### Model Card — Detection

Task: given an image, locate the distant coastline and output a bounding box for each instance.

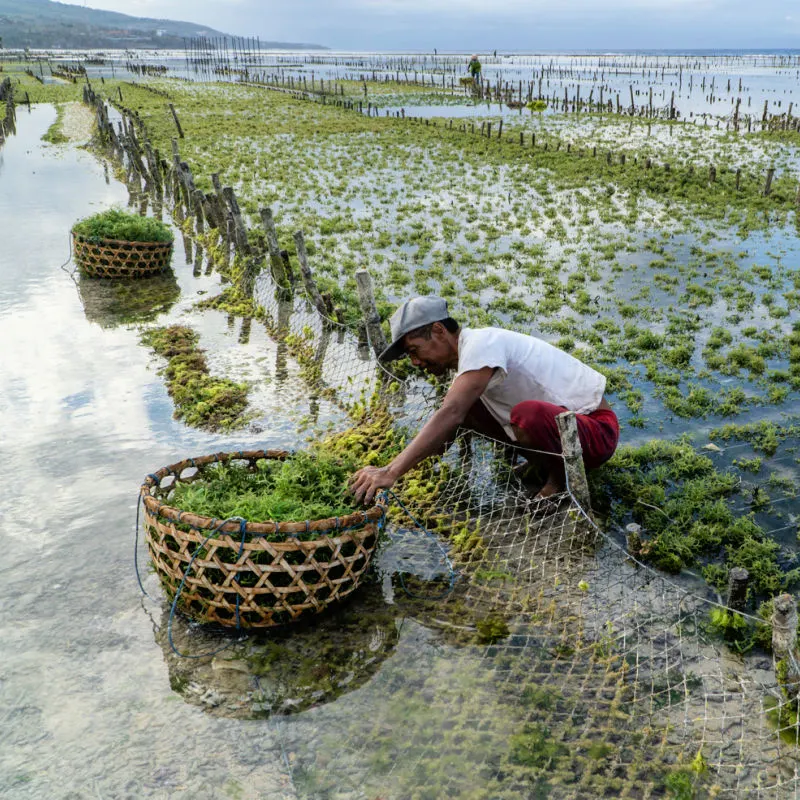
[0,0,327,50]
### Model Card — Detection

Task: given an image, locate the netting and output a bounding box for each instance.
[155,249,800,798]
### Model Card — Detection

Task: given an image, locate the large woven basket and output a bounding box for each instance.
[73,231,173,278]
[141,450,386,629]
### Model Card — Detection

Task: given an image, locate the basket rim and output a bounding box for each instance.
[140,449,386,535]
[72,230,174,248]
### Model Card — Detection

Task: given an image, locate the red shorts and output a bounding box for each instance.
[509,400,619,469]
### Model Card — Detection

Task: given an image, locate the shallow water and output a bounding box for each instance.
[49,49,800,123]
[0,102,515,800]
[0,105,316,799]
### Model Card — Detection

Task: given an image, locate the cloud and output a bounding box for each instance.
[57,0,796,48]
[351,0,703,10]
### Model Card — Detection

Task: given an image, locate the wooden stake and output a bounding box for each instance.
[772,594,798,657]
[191,189,205,234]
[260,207,289,289]
[355,269,388,358]
[625,523,642,558]
[223,187,250,254]
[763,167,775,197]
[168,103,184,138]
[555,411,592,515]
[726,567,749,612]
[293,230,329,318]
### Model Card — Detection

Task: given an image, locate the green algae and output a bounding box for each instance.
[41,103,68,144]
[509,723,568,769]
[167,451,360,525]
[141,324,249,430]
[475,614,510,644]
[595,437,800,599]
[710,420,800,456]
[73,208,173,243]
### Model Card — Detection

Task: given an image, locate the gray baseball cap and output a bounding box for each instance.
[380,296,450,362]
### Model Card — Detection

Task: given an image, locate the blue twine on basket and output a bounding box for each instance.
[380,489,458,600]
[166,516,248,660]
[234,518,247,629]
[134,491,157,602]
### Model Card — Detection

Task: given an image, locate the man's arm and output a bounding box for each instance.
[349,366,495,505]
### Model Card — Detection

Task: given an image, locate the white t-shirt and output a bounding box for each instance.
[455,327,606,440]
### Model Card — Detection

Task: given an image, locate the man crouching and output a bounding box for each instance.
[349,296,619,505]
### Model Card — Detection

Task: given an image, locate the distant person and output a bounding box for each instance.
[350,297,619,506]
[467,54,482,85]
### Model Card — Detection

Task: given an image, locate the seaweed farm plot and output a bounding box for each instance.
[274,527,793,799]
[222,256,800,797]
[171,49,800,123]
[154,402,800,797]
[101,78,800,443]
[500,113,800,177]
[92,73,800,576]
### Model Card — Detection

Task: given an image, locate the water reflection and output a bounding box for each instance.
[155,575,399,719]
[151,522,469,720]
[274,294,292,386]
[76,270,181,328]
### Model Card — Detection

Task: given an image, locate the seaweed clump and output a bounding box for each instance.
[168,450,359,524]
[595,437,800,602]
[73,208,173,243]
[141,324,248,430]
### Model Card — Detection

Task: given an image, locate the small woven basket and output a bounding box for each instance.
[73,231,173,278]
[141,450,386,629]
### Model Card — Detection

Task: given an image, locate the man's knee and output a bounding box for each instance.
[510,401,562,450]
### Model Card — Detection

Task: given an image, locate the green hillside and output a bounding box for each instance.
[0,0,325,50]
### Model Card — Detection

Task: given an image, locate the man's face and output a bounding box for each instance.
[403,329,450,375]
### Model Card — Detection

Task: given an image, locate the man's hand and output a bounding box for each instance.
[349,367,495,505]
[349,465,396,506]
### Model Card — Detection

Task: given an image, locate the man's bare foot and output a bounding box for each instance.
[533,480,566,501]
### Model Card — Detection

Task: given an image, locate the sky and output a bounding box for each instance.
[57,0,800,50]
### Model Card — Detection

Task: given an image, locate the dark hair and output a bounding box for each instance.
[405,317,460,341]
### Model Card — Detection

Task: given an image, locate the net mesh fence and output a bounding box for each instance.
[235,258,800,799]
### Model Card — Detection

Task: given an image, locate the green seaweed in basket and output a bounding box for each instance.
[168,451,361,524]
[72,209,173,243]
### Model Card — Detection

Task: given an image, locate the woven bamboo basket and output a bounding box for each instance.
[141,450,386,629]
[72,231,173,278]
